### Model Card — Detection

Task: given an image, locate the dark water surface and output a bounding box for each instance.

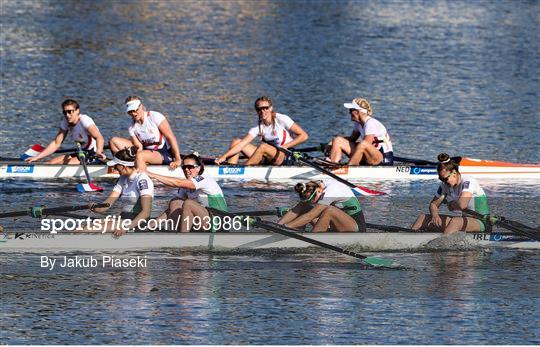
[1,0,539,344]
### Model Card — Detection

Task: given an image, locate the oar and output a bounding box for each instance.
[393,156,437,166]
[462,208,539,241]
[0,203,109,219]
[275,146,386,196]
[75,142,103,192]
[209,208,396,267]
[20,143,111,160]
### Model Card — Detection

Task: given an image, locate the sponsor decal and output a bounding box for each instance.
[463,181,470,189]
[395,166,411,173]
[7,165,34,174]
[218,166,245,175]
[138,179,149,190]
[194,175,204,182]
[409,166,437,175]
[472,233,529,242]
[331,166,349,175]
[14,233,55,240]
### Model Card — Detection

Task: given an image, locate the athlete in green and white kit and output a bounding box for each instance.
[148,153,227,232]
[412,153,491,233]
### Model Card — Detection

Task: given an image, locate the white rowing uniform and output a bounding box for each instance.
[248,113,296,147]
[436,175,490,215]
[354,116,393,155]
[113,172,154,215]
[318,179,363,215]
[60,114,98,151]
[176,173,228,212]
[128,111,170,150]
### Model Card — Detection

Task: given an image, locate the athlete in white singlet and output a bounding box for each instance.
[149,153,228,232]
[25,99,106,164]
[90,147,154,236]
[278,179,366,232]
[216,96,309,165]
[412,153,491,234]
[328,97,393,166]
[109,96,182,172]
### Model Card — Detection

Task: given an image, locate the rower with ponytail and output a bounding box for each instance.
[279,179,367,232]
[411,153,491,234]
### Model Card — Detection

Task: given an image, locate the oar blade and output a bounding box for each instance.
[20,144,45,160]
[362,256,396,267]
[353,186,386,196]
[76,182,103,193]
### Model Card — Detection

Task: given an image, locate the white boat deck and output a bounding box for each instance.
[1,231,537,251]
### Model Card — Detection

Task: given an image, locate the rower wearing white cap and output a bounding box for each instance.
[328,97,393,166]
[109,96,182,171]
[25,99,106,164]
[91,147,154,236]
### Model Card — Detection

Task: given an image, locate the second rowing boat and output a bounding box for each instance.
[1,157,539,181]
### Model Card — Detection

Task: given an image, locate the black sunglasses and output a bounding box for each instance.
[255,105,271,112]
[439,172,453,183]
[63,109,77,115]
[182,164,199,170]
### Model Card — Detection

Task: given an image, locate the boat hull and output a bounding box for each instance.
[1,161,539,180]
[1,231,537,251]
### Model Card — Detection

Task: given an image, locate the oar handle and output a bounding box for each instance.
[56,145,111,154]
[460,207,540,241]
[0,203,110,219]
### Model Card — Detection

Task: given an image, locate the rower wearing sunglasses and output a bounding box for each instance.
[278,179,366,232]
[90,147,154,236]
[148,152,228,232]
[215,96,309,165]
[109,96,182,172]
[25,99,106,164]
[411,153,491,234]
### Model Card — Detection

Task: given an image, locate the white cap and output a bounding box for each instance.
[125,99,141,113]
[343,100,368,114]
[106,157,135,167]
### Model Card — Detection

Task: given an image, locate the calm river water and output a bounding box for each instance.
[0,0,539,344]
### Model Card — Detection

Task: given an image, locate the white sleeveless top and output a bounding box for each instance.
[128,111,170,150]
[60,114,98,151]
[248,113,296,146]
[353,116,393,154]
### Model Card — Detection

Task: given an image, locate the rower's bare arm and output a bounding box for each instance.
[429,195,445,216]
[93,192,120,213]
[281,123,309,149]
[285,204,326,229]
[217,134,255,163]
[130,136,144,151]
[127,195,152,230]
[26,130,66,162]
[451,191,473,211]
[86,124,106,159]
[278,203,302,225]
[147,172,195,189]
[347,130,360,142]
[363,134,376,145]
[158,119,182,167]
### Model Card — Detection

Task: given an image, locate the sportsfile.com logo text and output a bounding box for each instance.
[40,215,250,233]
[40,216,170,233]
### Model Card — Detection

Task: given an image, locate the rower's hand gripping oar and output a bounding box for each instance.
[208,208,396,268]
[274,146,386,196]
[0,203,110,219]
[461,208,539,241]
[20,143,111,160]
[75,142,103,192]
